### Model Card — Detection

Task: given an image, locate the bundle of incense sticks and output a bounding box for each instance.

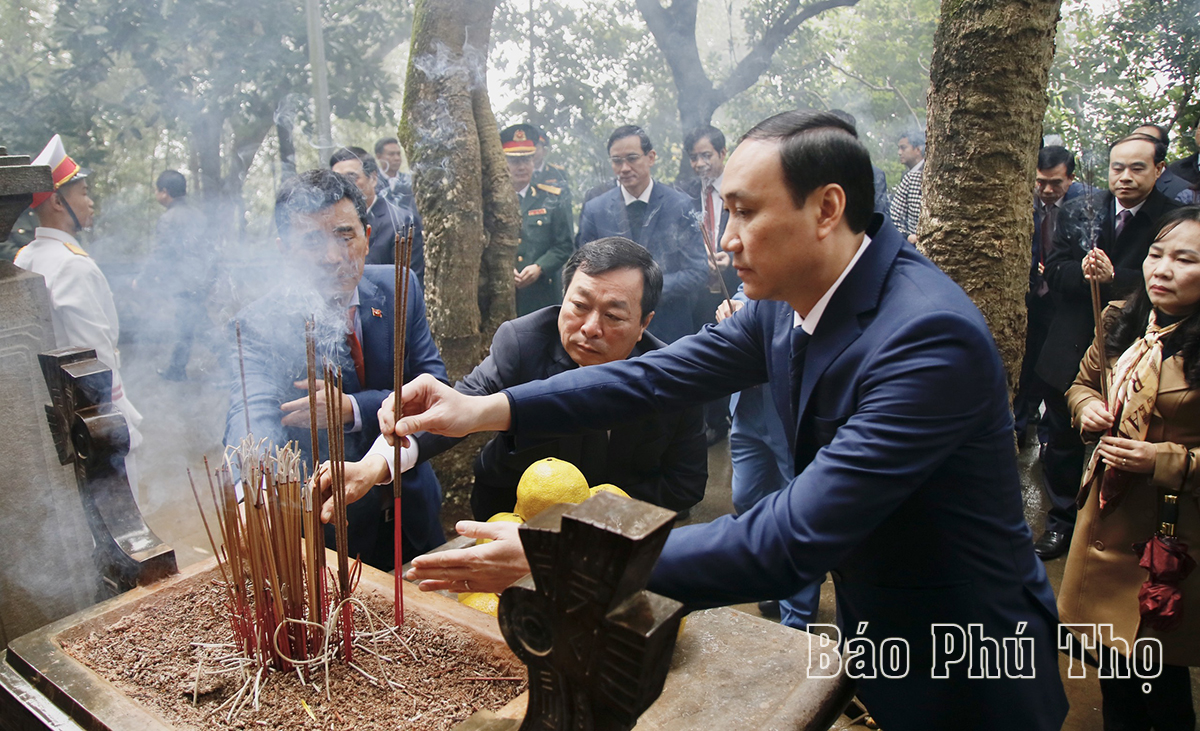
[323,364,356,663]
[698,223,733,316]
[187,442,346,675]
[392,223,415,626]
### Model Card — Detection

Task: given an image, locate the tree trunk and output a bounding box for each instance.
[399,0,520,506]
[920,0,1062,391]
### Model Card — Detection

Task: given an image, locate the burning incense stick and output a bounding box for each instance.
[698,224,733,317]
[392,224,414,626]
[305,318,320,467]
[323,364,354,662]
[1088,272,1110,403]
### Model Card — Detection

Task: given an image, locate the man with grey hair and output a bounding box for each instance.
[889,129,925,243]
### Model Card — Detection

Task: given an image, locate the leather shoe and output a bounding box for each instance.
[757,600,781,619]
[1033,530,1070,560]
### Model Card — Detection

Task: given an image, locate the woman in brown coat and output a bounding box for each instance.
[1060,205,1200,730]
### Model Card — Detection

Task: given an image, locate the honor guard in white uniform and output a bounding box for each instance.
[15,135,144,492]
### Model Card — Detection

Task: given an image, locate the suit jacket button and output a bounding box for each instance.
[1093,540,1105,551]
[518,256,524,262]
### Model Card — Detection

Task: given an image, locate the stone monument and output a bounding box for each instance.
[0,149,98,645]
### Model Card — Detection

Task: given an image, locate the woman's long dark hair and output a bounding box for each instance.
[1105,205,1200,387]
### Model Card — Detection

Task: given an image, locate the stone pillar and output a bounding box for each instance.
[0,260,98,646]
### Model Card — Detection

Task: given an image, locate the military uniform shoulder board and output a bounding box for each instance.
[63,241,89,257]
[536,183,562,196]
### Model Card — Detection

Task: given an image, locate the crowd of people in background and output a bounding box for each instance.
[8,110,1200,729]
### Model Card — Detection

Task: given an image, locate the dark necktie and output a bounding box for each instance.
[346,306,366,385]
[1115,208,1132,238]
[627,200,648,241]
[790,325,811,423]
[1037,205,1056,296]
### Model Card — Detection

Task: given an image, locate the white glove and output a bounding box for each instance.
[366,433,419,483]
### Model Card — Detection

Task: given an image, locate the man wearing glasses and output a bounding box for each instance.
[576,125,707,343]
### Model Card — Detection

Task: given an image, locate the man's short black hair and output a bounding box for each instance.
[275,169,369,238]
[562,237,663,320]
[1037,146,1076,176]
[156,170,187,198]
[330,146,380,178]
[741,109,875,233]
[1110,132,1167,165]
[684,125,726,155]
[1134,124,1170,162]
[608,125,653,154]
[374,137,399,156]
[899,129,925,150]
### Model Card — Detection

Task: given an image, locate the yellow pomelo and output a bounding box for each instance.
[590,484,631,499]
[514,458,589,520]
[477,512,524,544]
[458,592,500,616]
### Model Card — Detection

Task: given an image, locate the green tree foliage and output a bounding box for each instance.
[1046,0,1200,184]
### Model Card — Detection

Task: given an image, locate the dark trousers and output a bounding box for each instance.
[1041,387,1085,535]
[167,292,208,375]
[1013,292,1053,439]
[1100,661,1195,731]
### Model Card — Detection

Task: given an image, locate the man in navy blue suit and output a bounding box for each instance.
[224,169,447,569]
[397,111,1068,730]
[576,125,707,344]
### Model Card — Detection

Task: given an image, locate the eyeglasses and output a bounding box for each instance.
[609,154,644,167]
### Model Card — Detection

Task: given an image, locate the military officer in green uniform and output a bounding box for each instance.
[531,126,572,207]
[502,124,574,317]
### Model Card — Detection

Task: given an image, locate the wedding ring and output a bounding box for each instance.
[1122,458,1127,467]
[465,580,473,592]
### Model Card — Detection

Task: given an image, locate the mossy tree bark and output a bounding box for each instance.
[399,0,520,504]
[920,0,1062,390]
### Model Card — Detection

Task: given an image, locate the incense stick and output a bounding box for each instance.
[1088,258,1110,402]
[698,224,733,317]
[236,321,251,435]
[392,225,414,626]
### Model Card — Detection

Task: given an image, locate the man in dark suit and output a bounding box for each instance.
[576,125,707,344]
[333,238,706,521]
[1012,146,1086,446]
[400,110,1068,730]
[681,124,737,445]
[1134,124,1194,202]
[224,169,447,569]
[1167,123,1199,187]
[1032,133,1181,559]
[330,147,425,286]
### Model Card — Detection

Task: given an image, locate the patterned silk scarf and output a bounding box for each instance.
[1081,310,1183,512]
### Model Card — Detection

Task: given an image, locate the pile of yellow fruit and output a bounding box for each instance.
[459,458,630,617]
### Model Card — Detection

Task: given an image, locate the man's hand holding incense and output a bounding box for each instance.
[378,373,512,443]
[1082,249,1115,284]
[281,379,354,428]
[315,457,386,524]
[404,520,529,594]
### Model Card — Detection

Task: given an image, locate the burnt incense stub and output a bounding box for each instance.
[497,492,684,731]
[39,348,177,597]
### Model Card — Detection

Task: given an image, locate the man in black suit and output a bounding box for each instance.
[682,125,737,444]
[330,147,425,285]
[337,237,707,521]
[576,125,707,343]
[1032,132,1181,559]
[1167,122,1199,187]
[1134,124,1194,202]
[1012,146,1086,445]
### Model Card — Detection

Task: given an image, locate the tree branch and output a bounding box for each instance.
[826,56,924,131]
[715,0,860,107]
